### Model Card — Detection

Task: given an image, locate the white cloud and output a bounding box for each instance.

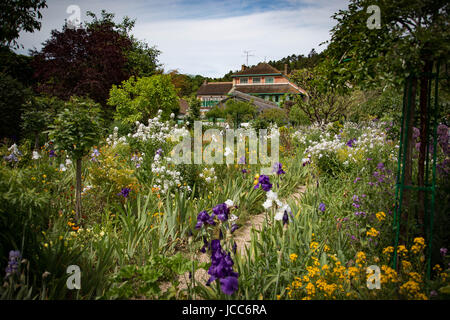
[15,0,349,77]
[133,5,343,77]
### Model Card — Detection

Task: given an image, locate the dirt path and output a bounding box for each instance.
[161,184,307,298]
[232,185,307,256]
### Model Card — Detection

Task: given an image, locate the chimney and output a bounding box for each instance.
[203,79,208,85]
[284,63,288,75]
[241,65,246,71]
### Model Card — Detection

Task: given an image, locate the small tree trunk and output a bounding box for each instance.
[75,158,82,223]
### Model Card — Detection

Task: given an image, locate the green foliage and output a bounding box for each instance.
[187,96,201,120]
[290,68,351,124]
[0,0,47,48]
[326,0,450,89]
[223,99,258,127]
[289,104,311,126]
[48,97,103,160]
[0,72,32,140]
[258,108,288,126]
[109,75,179,124]
[206,106,225,121]
[21,95,64,148]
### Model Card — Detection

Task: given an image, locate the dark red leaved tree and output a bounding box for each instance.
[32,22,132,107]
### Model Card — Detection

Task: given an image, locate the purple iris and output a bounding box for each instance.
[118,187,131,198]
[212,203,229,222]
[156,148,163,156]
[206,240,239,295]
[195,210,216,229]
[220,276,239,295]
[441,248,448,256]
[231,224,239,233]
[238,156,246,164]
[254,175,272,192]
[49,149,56,157]
[353,177,361,183]
[241,169,247,174]
[90,148,100,161]
[376,162,385,170]
[4,250,21,278]
[319,202,326,212]
[346,138,356,147]
[273,162,286,175]
[3,153,18,162]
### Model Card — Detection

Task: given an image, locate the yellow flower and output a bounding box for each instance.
[42,174,47,178]
[290,253,298,262]
[402,260,412,270]
[306,282,316,296]
[356,251,366,267]
[375,211,386,221]
[43,243,48,248]
[366,227,379,237]
[433,264,443,273]
[383,246,394,255]
[398,245,408,256]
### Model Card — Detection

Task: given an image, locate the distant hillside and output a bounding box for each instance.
[211,49,324,82]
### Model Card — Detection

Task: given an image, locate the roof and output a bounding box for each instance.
[197,82,232,95]
[231,63,282,77]
[178,98,189,115]
[220,90,281,112]
[233,83,306,95]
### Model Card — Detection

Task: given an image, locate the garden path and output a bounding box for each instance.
[160,184,307,298]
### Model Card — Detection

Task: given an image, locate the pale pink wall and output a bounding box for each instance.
[274,76,288,83]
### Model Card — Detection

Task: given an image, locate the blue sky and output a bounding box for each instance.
[15,0,350,77]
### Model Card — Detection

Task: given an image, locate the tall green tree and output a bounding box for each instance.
[326,0,449,232]
[48,97,103,222]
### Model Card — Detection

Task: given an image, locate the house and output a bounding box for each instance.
[196,62,306,115]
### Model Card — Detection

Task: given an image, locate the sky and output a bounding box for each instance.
[15,0,350,78]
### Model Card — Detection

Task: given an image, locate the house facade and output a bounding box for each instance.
[196,63,306,114]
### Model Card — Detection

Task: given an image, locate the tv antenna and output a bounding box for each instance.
[242,50,255,66]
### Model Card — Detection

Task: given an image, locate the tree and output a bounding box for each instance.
[289,104,311,126]
[290,68,351,125]
[21,95,64,149]
[108,74,180,124]
[85,10,161,78]
[32,22,132,110]
[206,106,225,123]
[187,96,201,120]
[169,70,192,97]
[48,97,103,222]
[0,0,47,48]
[0,73,32,140]
[222,100,258,128]
[326,0,450,233]
[258,108,289,127]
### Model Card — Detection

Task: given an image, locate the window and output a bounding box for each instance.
[265,77,274,84]
[240,77,248,84]
[252,77,261,84]
[275,95,279,102]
